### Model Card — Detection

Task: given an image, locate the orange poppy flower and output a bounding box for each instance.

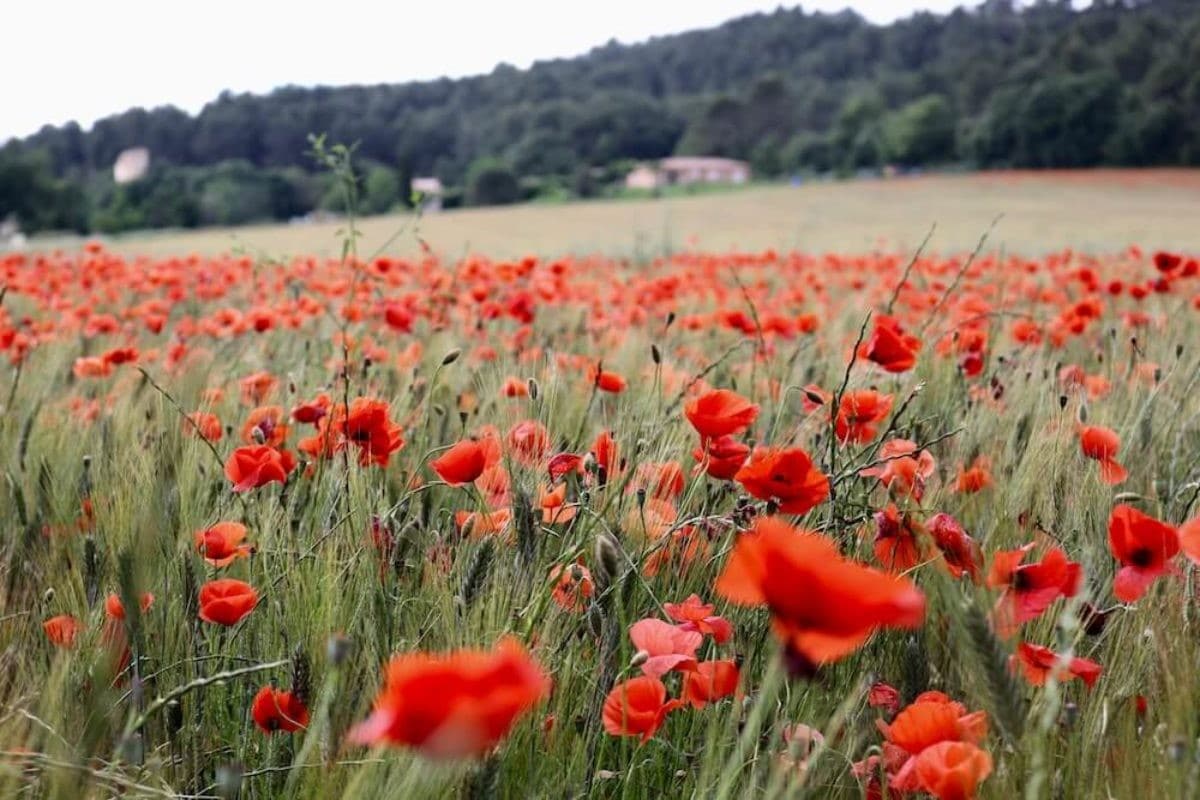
[198,579,258,626]
[455,508,512,539]
[954,457,992,493]
[682,660,740,709]
[1179,515,1200,565]
[602,676,682,742]
[195,522,254,567]
[589,365,627,393]
[538,482,576,524]
[1011,641,1102,689]
[875,692,989,793]
[104,592,154,620]
[548,561,593,612]
[734,446,830,515]
[43,614,82,648]
[252,686,310,733]
[431,440,487,486]
[186,411,223,442]
[501,376,529,398]
[871,504,928,572]
[348,637,549,758]
[1108,504,1179,602]
[507,420,550,467]
[860,439,936,501]
[224,445,297,492]
[240,406,290,448]
[1078,425,1127,485]
[239,371,277,406]
[715,517,925,666]
[663,594,733,643]
[913,741,993,800]
[590,430,619,482]
[684,389,759,442]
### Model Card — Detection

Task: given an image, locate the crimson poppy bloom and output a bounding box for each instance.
[1011,641,1102,689]
[1079,425,1127,485]
[716,517,925,666]
[682,660,740,709]
[224,445,296,493]
[198,579,259,626]
[913,741,993,800]
[628,618,702,678]
[431,440,488,486]
[348,637,549,758]
[195,522,254,567]
[663,594,733,643]
[252,686,310,733]
[835,390,894,445]
[342,398,406,467]
[927,513,982,582]
[43,614,82,648]
[602,676,682,742]
[860,314,922,373]
[734,446,830,515]
[685,389,759,441]
[692,435,750,481]
[186,411,223,442]
[872,504,928,572]
[290,393,331,425]
[1108,504,1179,602]
[987,544,1081,637]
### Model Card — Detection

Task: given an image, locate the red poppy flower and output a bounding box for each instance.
[860,314,922,373]
[104,592,154,620]
[507,420,550,467]
[913,741,993,800]
[239,371,277,406]
[734,446,830,515]
[835,389,894,445]
[342,398,405,467]
[241,406,290,448]
[663,594,733,643]
[195,521,254,567]
[590,430,619,480]
[927,513,982,582]
[873,692,989,793]
[1011,641,1102,689]
[549,561,594,612]
[628,618,702,678]
[198,579,259,626]
[1108,504,1179,602]
[252,686,310,733]
[715,517,925,666]
[1079,425,1127,485]
[872,504,928,572]
[954,457,992,494]
[868,682,901,715]
[501,376,529,398]
[291,393,331,425]
[630,460,686,501]
[348,637,549,758]
[685,389,759,442]
[987,544,1081,638]
[860,439,935,501]
[682,660,740,709]
[431,440,488,486]
[43,614,82,648]
[224,445,296,493]
[602,676,682,742]
[692,435,750,481]
[1179,516,1200,565]
[589,365,627,393]
[546,452,583,483]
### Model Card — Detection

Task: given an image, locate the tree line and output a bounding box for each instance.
[3,0,1199,234]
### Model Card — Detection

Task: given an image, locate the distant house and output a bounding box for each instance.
[412,177,444,211]
[625,157,751,190]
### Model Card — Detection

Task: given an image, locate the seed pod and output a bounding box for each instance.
[441,348,462,366]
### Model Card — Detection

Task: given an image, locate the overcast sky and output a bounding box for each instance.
[4,0,984,140]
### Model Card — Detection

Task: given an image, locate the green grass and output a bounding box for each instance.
[3,206,1200,798]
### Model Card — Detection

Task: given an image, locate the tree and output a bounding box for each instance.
[363,165,401,214]
[885,95,958,165]
[465,159,520,206]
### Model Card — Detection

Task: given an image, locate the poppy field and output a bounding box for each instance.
[3,233,1200,799]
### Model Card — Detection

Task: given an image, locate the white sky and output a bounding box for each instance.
[4,0,985,140]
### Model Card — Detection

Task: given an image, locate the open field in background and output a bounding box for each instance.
[69,169,1200,259]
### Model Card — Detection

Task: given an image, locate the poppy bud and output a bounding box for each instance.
[582,452,598,476]
[666,311,676,329]
[82,454,92,471]
[1059,395,1068,410]
[803,388,826,407]
[43,588,55,603]
[651,344,661,365]
[1061,702,1079,729]
[630,650,649,667]
[527,378,539,400]
[1077,404,1088,424]
[441,348,461,366]
[594,532,620,589]
[635,487,646,510]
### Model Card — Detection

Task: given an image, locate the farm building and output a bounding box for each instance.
[625,157,751,190]
[412,177,445,211]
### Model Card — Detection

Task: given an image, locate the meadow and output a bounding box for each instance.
[3,168,1200,799]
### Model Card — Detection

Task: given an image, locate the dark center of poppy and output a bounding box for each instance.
[1012,569,1033,591]
[1129,547,1155,568]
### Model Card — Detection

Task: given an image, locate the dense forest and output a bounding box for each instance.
[3,0,1199,234]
